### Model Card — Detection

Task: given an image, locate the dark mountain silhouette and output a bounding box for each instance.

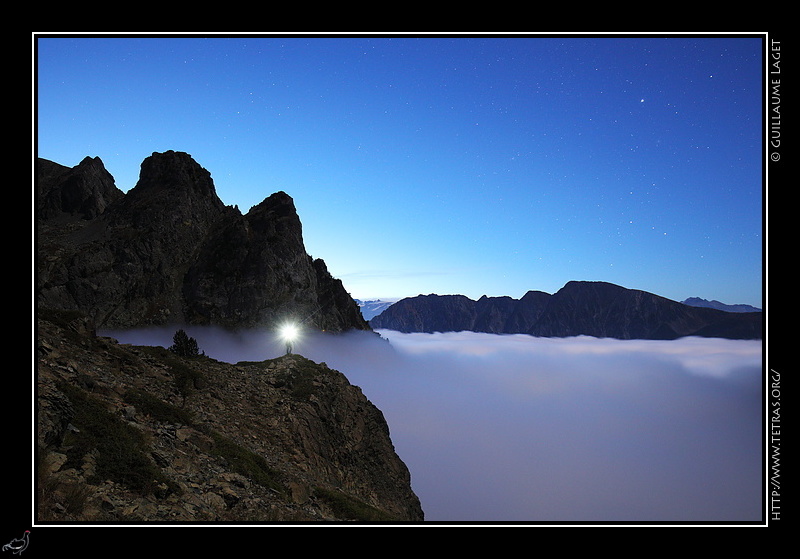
[36,151,369,332]
[36,151,421,523]
[370,281,762,340]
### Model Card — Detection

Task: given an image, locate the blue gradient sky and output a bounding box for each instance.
[35,33,765,307]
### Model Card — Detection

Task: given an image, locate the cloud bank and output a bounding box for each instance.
[103,326,763,523]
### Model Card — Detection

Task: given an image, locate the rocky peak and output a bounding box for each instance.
[244,191,305,250]
[130,150,220,200]
[37,155,123,220]
[37,151,369,332]
[110,151,227,232]
[249,190,297,218]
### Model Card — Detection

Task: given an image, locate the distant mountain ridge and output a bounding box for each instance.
[682,297,762,313]
[369,281,762,340]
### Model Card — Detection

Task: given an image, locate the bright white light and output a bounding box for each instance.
[280,323,299,342]
[279,322,300,355]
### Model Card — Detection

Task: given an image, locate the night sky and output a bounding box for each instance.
[36,33,764,307]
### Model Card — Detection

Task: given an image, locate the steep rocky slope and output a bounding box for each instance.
[35,153,421,522]
[36,151,369,332]
[37,310,423,522]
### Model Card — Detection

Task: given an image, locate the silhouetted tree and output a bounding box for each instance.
[169,329,201,357]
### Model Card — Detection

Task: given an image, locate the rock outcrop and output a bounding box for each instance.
[35,151,420,523]
[37,155,124,221]
[36,151,369,332]
[37,310,423,522]
[370,281,762,340]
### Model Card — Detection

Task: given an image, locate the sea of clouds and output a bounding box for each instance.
[103,325,764,523]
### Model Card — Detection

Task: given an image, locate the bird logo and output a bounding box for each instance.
[2,531,29,555]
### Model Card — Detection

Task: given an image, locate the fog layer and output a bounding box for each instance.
[103,326,763,523]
